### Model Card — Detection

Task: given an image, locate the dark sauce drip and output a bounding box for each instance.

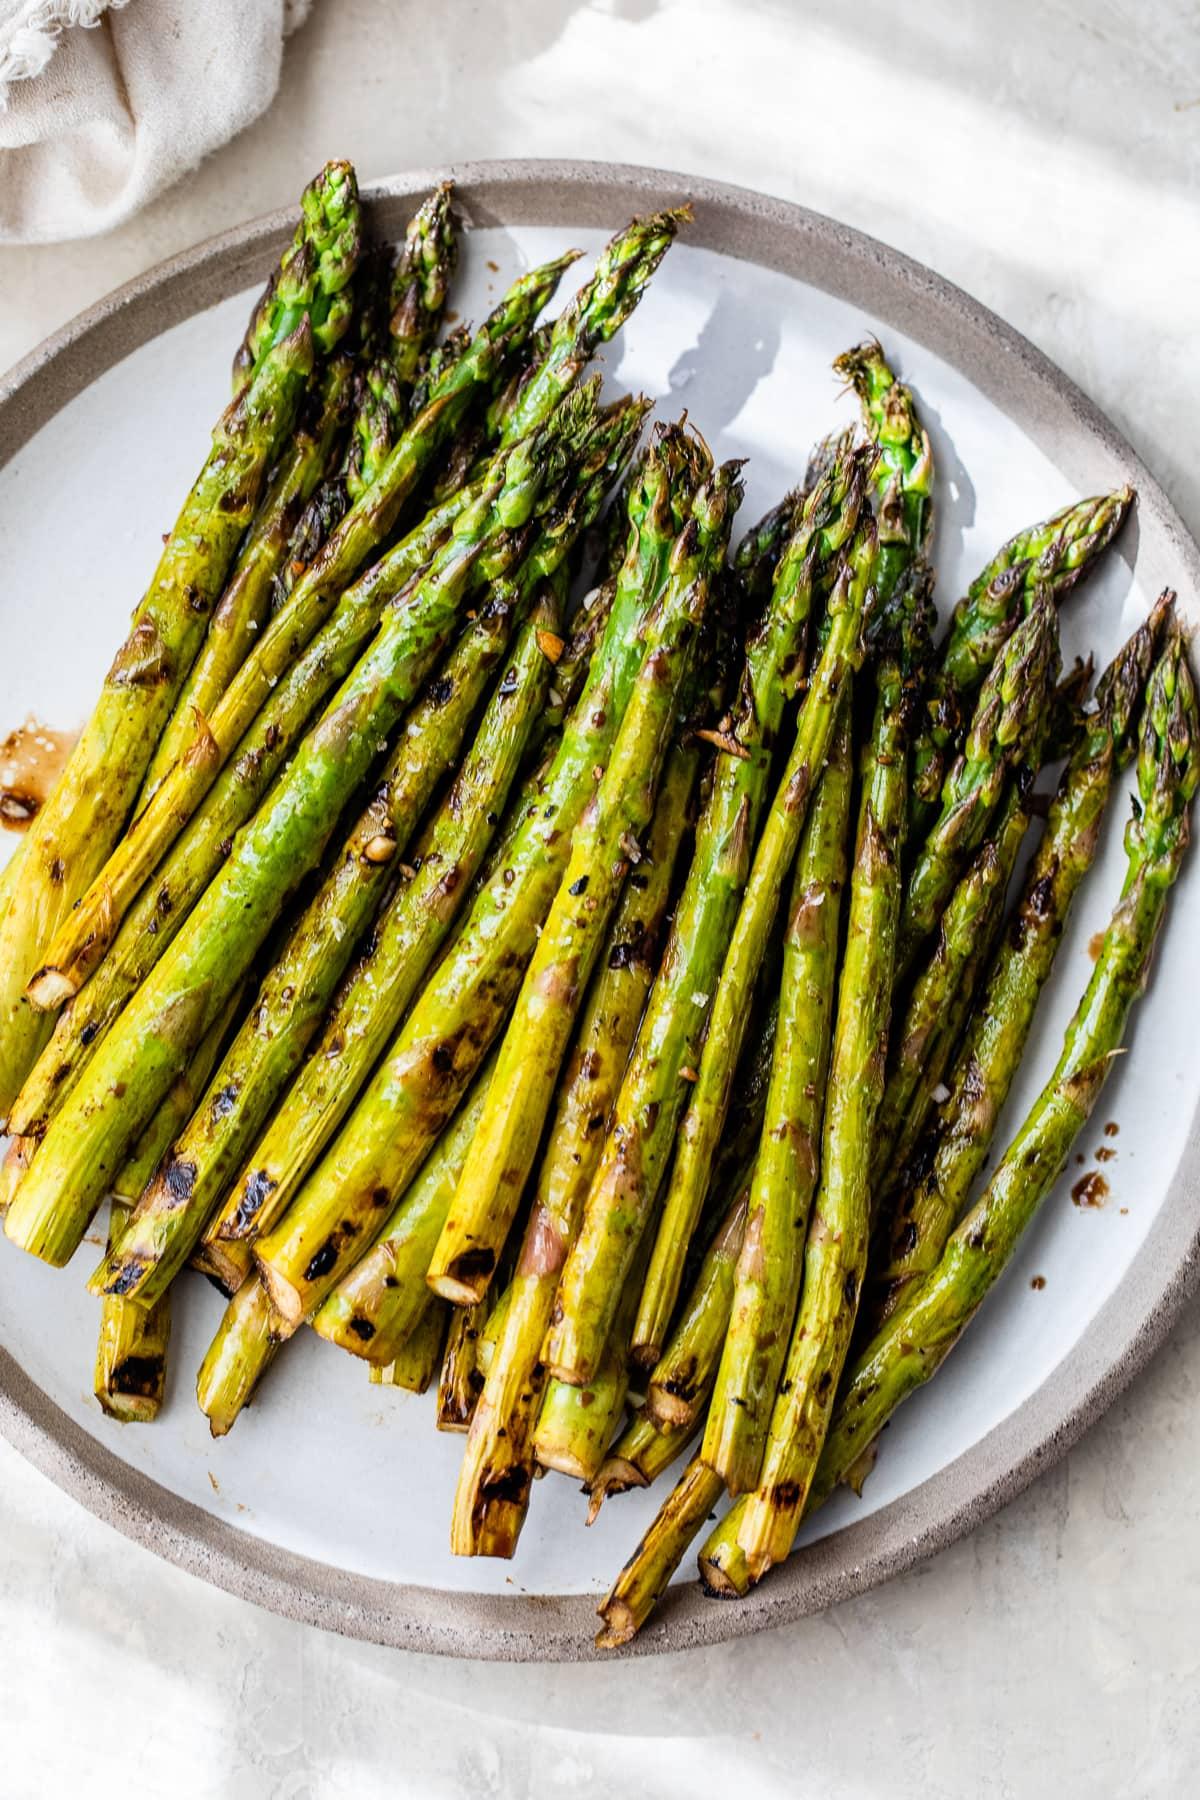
[0,718,76,831]
[1071,1171,1109,1209]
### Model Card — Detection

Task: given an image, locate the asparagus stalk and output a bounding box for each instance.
[437,1300,487,1430]
[312,1059,496,1364]
[531,1348,630,1483]
[503,208,689,442]
[341,186,459,501]
[870,597,1165,1327]
[730,487,803,610]
[139,353,357,801]
[427,460,742,1307]
[808,618,1195,1524]
[879,638,1093,1193]
[213,408,645,1255]
[544,452,872,1387]
[94,975,240,1428]
[246,422,707,1332]
[909,487,1135,838]
[5,406,579,1269]
[370,1300,447,1393]
[596,1455,725,1649]
[449,739,697,1556]
[625,509,880,1376]
[697,1499,753,1596]
[587,1409,694,1521]
[28,248,579,1008]
[0,1136,33,1214]
[644,1179,749,1432]
[700,697,853,1488]
[870,781,1029,1201]
[719,575,928,1558]
[196,1273,279,1438]
[94,1198,172,1424]
[0,164,362,1115]
[233,161,360,391]
[533,1221,657,1484]
[834,340,934,601]
[895,593,1059,981]
[108,986,245,1207]
[386,182,459,388]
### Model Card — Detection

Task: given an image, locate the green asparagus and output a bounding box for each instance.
[807,617,1195,1527]
[0,164,362,1114]
[701,695,853,1488]
[544,450,872,1387]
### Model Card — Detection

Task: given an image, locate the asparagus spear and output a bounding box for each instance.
[870,780,1030,1200]
[341,187,459,501]
[895,593,1059,980]
[449,740,697,1556]
[719,570,930,1556]
[587,1409,694,1521]
[531,1346,630,1483]
[696,1498,753,1596]
[503,207,689,442]
[212,409,646,1255]
[834,340,934,601]
[437,1300,487,1430]
[625,509,881,1377]
[427,461,742,1306]
[386,181,459,388]
[312,1058,496,1364]
[140,353,357,801]
[701,696,853,1488]
[0,164,362,1116]
[233,161,361,390]
[28,249,579,1008]
[246,422,707,1332]
[876,637,1093,1193]
[644,1179,749,1432]
[730,486,803,610]
[90,576,563,1309]
[807,618,1195,1526]
[5,406,579,1269]
[545,452,873,1387]
[909,487,1135,838]
[196,1272,279,1438]
[870,597,1165,1327]
[0,1136,33,1215]
[95,1199,172,1424]
[370,1300,447,1394]
[108,986,245,1208]
[596,1455,725,1649]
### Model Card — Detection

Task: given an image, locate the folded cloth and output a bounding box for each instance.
[0,0,312,243]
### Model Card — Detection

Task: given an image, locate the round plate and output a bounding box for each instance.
[1,160,1198,1661]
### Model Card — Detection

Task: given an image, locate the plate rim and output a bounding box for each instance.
[2,156,1198,1662]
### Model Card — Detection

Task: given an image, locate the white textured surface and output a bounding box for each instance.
[2,0,1199,1792]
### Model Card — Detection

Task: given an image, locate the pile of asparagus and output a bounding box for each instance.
[0,161,1193,1650]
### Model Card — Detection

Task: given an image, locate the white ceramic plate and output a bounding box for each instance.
[1,163,1197,1659]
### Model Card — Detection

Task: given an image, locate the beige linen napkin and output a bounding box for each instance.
[0,0,312,243]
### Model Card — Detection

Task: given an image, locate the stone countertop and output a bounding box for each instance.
[2,2,1198,1793]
